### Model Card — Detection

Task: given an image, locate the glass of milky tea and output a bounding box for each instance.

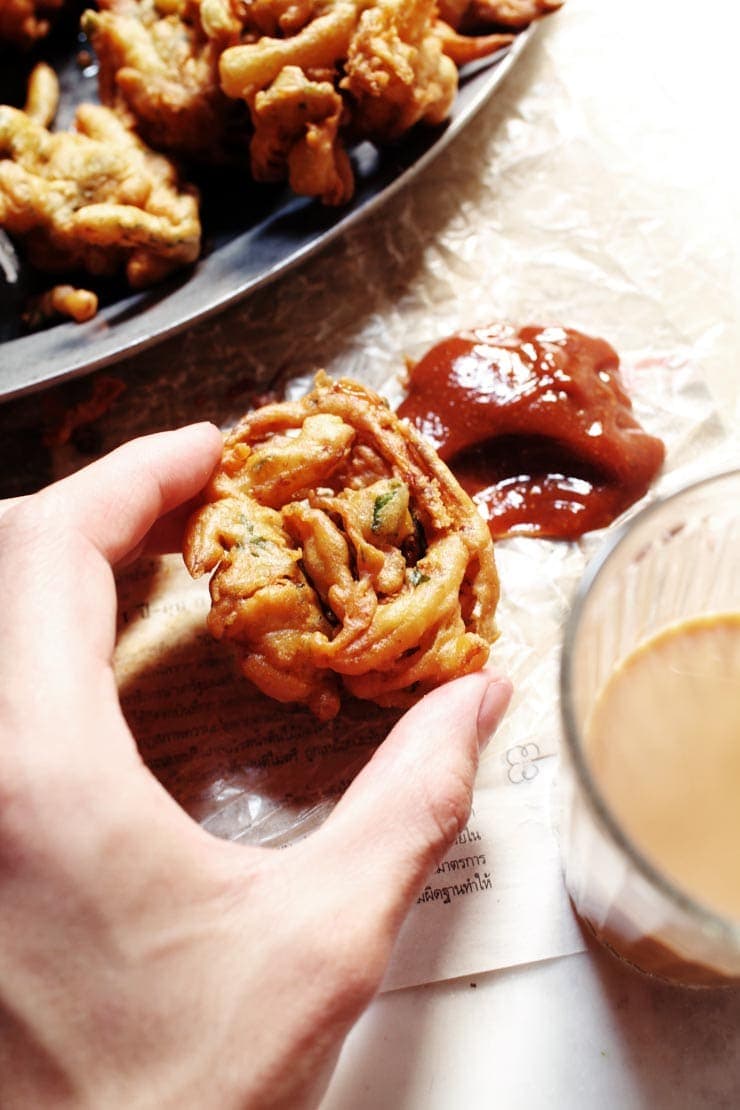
[559,468,740,986]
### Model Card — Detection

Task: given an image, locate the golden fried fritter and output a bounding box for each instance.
[219,2,360,100]
[184,372,499,720]
[73,0,562,216]
[250,65,352,204]
[83,0,248,164]
[84,0,556,205]
[0,0,64,47]
[341,0,458,141]
[219,0,534,200]
[217,0,361,202]
[0,98,201,288]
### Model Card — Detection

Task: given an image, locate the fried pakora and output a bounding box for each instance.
[218,0,496,199]
[0,0,559,311]
[249,65,352,204]
[87,0,556,206]
[83,0,248,164]
[0,0,64,47]
[217,0,361,202]
[0,86,201,289]
[184,372,499,720]
[340,0,458,142]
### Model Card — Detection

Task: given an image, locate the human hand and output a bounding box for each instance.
[0,426,511,1110]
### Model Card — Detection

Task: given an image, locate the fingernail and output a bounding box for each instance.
[476,677,513,751]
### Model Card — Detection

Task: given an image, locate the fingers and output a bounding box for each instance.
[0,424,225,821]
[195,670,510,1090]
[34,423,223,566]
[310,667,512,932]
[0,424,222,560]
[0,423,223,722]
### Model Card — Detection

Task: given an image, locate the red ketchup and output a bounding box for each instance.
[397,324,665,540]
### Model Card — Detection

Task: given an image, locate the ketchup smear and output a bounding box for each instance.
[397,324,665,540]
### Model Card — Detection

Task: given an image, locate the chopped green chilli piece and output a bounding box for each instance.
[371,488,398,533]
[236,514,269,552]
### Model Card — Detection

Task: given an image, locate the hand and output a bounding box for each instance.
[0,426,511,1110]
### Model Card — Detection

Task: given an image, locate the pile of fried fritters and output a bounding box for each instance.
[0,0,560,317]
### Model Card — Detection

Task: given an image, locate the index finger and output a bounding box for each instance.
[0,424,223,694]
[34,423,223,566]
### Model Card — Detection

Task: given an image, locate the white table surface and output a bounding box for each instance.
[320,1,740,1105]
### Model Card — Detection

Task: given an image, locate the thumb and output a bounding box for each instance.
[309,668,512,930]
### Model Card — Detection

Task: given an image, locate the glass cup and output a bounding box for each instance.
[559,468,740,986]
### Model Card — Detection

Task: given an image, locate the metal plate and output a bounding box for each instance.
[0,27,532,401]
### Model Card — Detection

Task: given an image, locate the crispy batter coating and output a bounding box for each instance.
[250,65,352,204]
[88,0,552,206]
[218,0,360,202]
[23,62,60,127]
[0,96,201,288]
[83,0,248,164]
[0,0,64,47]
[219,3,362,101]
[341,0,459,141]
[184,372,499,720]
[23,283,99,326]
